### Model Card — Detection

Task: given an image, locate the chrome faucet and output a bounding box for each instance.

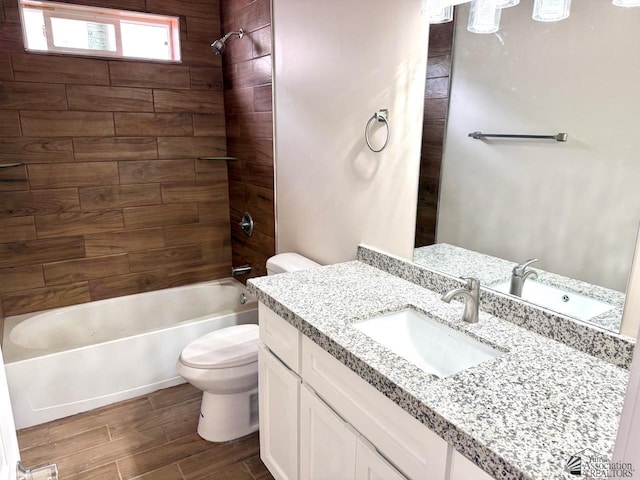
[441,277,480,324]
[509,258,538,297]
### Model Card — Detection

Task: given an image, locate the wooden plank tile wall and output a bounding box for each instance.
[415,21,455,248]
[220,0,275,280]
[0,0,232,319]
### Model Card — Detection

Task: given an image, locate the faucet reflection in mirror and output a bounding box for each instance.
[510,258,538,296]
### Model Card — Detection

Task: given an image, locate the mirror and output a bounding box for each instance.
[414,0,640,333]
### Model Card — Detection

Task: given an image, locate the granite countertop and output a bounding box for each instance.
[248,261,630,480]
[413,244,626,332]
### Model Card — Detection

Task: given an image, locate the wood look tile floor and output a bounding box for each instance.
[16,384,274,480]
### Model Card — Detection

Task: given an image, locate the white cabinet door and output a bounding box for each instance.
[449,449,493,480]
[258,345,300,480]
[0,345,19,480]
[355,437,407,480]
[300,384,357,480]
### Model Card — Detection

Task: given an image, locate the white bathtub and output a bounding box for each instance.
[2,278,257,429]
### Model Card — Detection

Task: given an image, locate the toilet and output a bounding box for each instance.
[176,252,321,442]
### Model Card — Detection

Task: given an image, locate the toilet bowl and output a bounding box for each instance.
[176,252,321,442]
[176,324,260,442]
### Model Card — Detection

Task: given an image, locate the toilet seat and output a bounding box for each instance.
[180,324,259,369]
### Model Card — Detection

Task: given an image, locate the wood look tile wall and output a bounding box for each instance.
[220,0,275,280]
[415,21,455,247]
[0,0,231,319]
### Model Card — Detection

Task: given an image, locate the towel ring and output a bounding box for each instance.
[365,109,390,153]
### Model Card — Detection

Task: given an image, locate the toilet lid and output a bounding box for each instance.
[180,324,259,369]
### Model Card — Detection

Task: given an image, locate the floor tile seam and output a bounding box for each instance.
[128,462,185,480]
[113,437,175,472]
[19,424,113,465]
[92,397,154,420]
[63,457,125,480]
[116,434,212,480]
[149,391,201,411]
[65,461,120,480]
[107,407,198,440]
[97,398,157,425]
[58,425,170,475]
[16,436,49,452]
[177,444,261,479]
[242,458,259,480]
[177,461,187,480]
[46,420,110,443]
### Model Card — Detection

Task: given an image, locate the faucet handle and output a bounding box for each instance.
[461,276,480,291]
[513,258,538,275]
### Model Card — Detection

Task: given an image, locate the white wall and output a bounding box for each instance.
[273,0,429,265]
[437,1,640,291]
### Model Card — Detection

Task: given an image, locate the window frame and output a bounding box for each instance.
[19,0,181,62]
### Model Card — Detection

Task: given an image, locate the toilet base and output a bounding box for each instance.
[197,387,259,442]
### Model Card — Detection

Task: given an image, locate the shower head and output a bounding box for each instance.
[211,28,245,55]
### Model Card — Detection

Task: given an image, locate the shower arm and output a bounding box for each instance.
[211,28,245,55]
[221,29,244,42]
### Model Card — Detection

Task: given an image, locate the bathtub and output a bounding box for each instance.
[2,278,257,429]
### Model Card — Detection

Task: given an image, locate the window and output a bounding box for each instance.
[19,0,181,62]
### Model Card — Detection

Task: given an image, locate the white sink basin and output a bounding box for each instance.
[491,280,614,321]
[353,309,502,378]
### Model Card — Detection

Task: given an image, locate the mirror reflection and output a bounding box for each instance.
[414,0,640,333]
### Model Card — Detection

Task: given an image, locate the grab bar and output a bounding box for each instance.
[232,265,252,276]
[0,163,23,168]
[468,131,568,142]
[365,109,391,152]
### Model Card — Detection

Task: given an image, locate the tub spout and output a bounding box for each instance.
[232,265,252,277]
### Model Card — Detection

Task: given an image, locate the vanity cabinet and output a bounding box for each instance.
[258,303,486,480]
[300,383,408,480]
[258,344,300,480]
[300,383,358,478]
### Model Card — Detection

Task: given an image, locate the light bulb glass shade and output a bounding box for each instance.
[532,0,571,22]
[429,5,454,23]
[613,0,640,6]
[468,0,502,34]
[499,0,520,7]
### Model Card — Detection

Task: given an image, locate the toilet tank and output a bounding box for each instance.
[266,253,320,275]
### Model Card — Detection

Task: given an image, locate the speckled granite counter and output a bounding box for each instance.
[414,244,626,332]
[248,261,630,480]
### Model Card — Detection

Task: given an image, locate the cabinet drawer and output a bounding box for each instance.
[259,303,301,373]
[302,336,448,480]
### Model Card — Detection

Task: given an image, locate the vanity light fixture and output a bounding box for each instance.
[429,4,454,23]
[424,0,454,24]
[612,0,640,6]
[467,0,502,34]
[532,0,572,22]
